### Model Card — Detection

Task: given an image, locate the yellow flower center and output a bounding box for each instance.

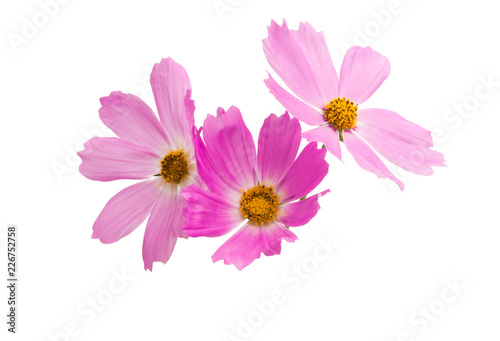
[160,149,188,183]
[324,97,358,130]
[240,184,280,226]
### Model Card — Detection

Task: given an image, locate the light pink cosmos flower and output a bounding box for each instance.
[78,58,199,271]
[182,107,329,270]
[263,20,445,190]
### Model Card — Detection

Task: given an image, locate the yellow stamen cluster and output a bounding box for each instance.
[240,184,280,226]
[160,149,188,184]
[324,97,358,130]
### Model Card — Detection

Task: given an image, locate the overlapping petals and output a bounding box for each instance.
[357,109,434,147]
[142,191,188,271]
[302,125,342,161]
[182,109,329,270]
[263,20,334,107]
[212,222,298,271]
[343,131,405,191]
[258,112,301,185]
[98,91,169,155]
[274,142,329,202]
[263,20,445,190]
[264,73,326,126]
[202,106,258,191]
[78,19,445,274]
[79,57,198,271]
[182,185,242,238]
[91,178,165,243]
[151,57,195,145]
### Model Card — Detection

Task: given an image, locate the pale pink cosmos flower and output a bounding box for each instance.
[78,58,199,271]
[182,107,329,270]
[263,20,445,190]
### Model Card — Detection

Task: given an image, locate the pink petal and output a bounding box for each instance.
[339,46,390,104]
[150,57,193,145]
[275,142,329,203]
[184,89,196,140]
[202,106,258,191]
[343,130,404,190]
[142,192,187,271]
[212,222,298,270]
[258,113,301,185]
[289,22,338,101]
[357,108,434,147]
[91,178,164,243]
[302,125,342,161]
[263,20,332,107]
[278,190,330,227]
[355,125,445,176]
[78,137,159,181]
[182,185,243,238]
[98,91,169,154]
[264,73,326,126]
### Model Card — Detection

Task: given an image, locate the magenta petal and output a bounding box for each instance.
[150,57,193,144]
[302,125,342,161]
[358,108,434,147]
[182,185,242,238]
[258,113,301,185]
[343,130,404,190]
[142,193,187,271]
[278,190,330,227]
[339,46,390,104]
[212,222,298,270]
[98,92,168,154]
[263,20,332,107]
[275,142,329,203]
[78,137,159,181]
[264,72,326,126]
[355,125,445,175]
[91,178,163,243]
[202,106,258,190]
[192,128,235,196]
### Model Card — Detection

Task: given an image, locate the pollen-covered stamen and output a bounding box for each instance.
[160,149,188,184]
[324,97,358,131]
[240,184,280,226]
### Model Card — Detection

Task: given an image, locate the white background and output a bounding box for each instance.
[1,0,499,340]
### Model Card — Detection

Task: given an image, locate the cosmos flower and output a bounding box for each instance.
[78,58,199,271]
[263,20,445,190]
[182,107,329,270]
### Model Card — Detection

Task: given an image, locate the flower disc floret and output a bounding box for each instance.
[160,149,188,183]
[324,97,358,130]
[240,184,280,226]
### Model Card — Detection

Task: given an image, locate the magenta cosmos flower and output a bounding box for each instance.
[263,20,445,190]
[181,107,329,270]
[78,58,199,271]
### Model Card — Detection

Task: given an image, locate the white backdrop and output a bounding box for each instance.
[1,0,499,340]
